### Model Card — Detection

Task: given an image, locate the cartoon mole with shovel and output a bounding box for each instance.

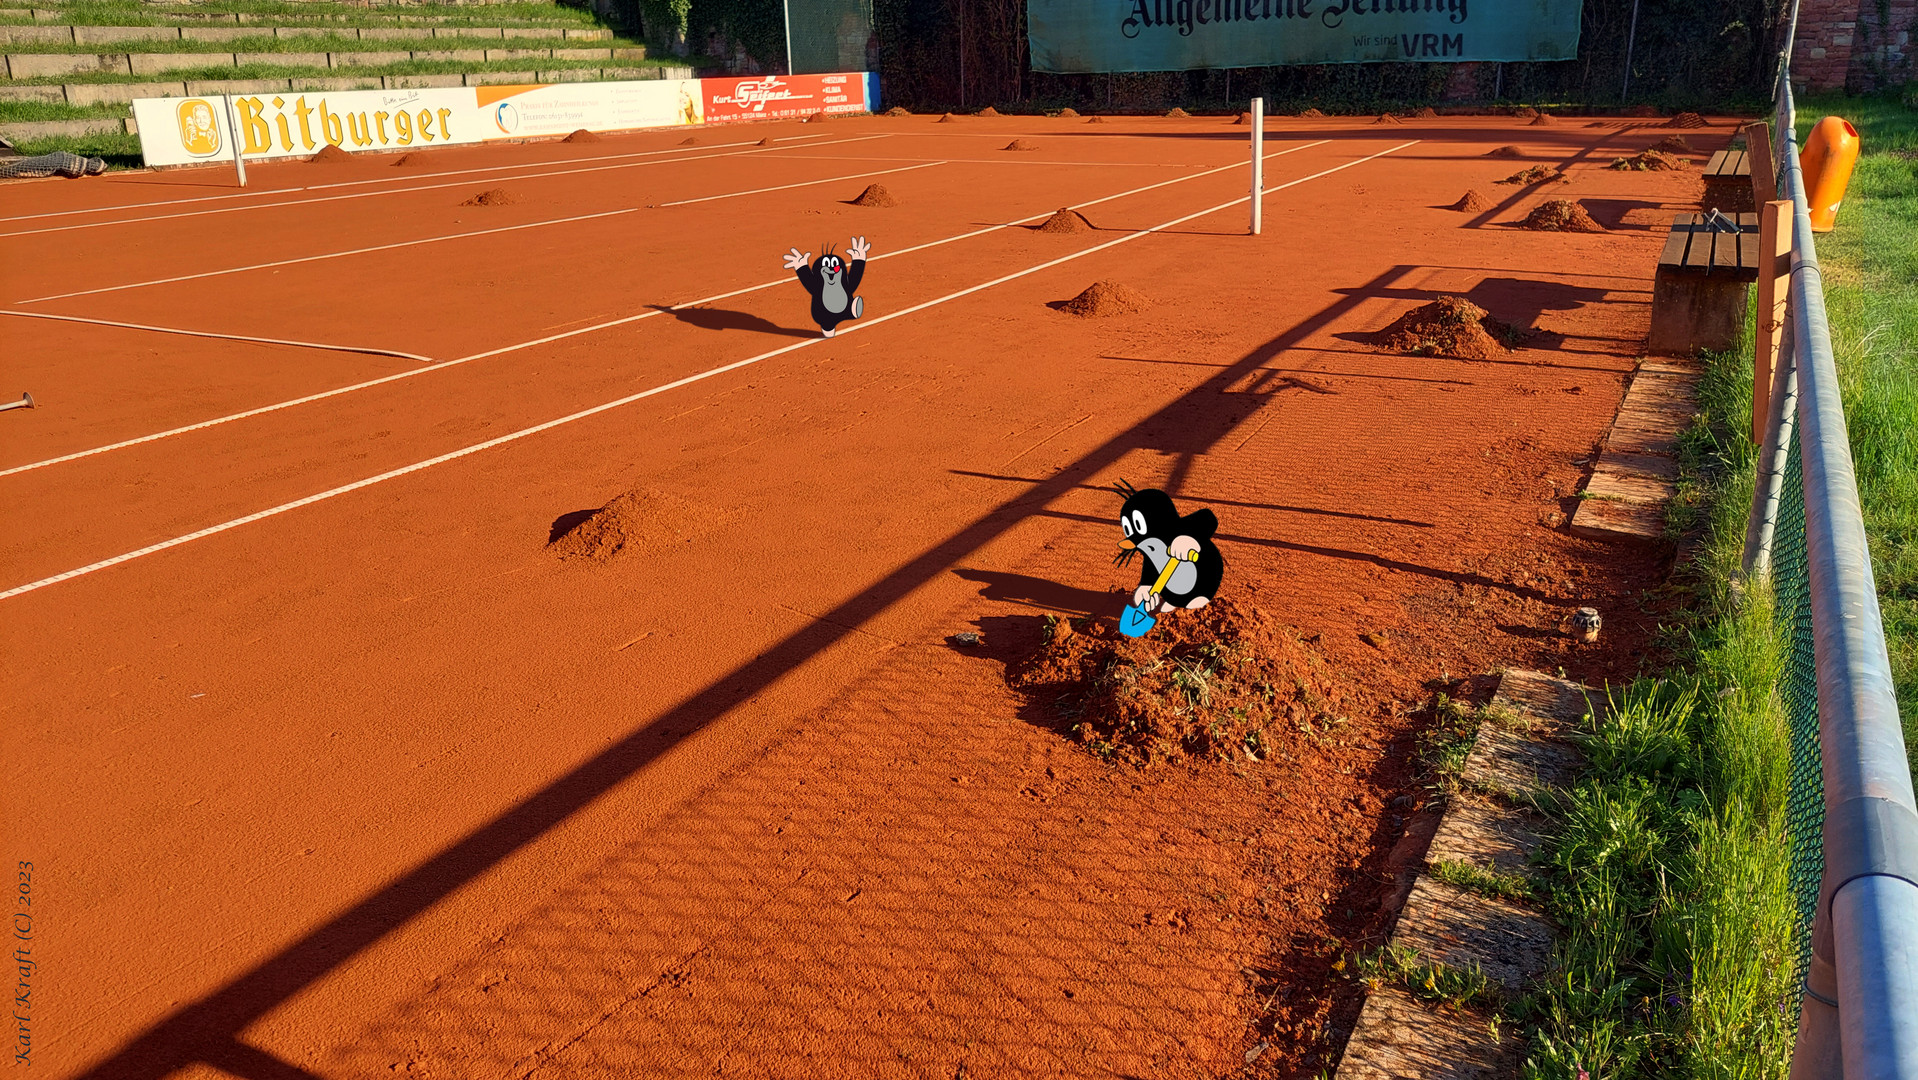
[1113,480,1225,638]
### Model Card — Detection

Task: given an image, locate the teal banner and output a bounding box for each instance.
[1028,0,1582,72]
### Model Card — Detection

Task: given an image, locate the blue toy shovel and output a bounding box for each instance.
[1119,550,1196,638]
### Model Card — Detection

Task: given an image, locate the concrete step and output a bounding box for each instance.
[0,25,612,45]
[3,44,646,79]
[0,114,135,138]
[0,64,693,108]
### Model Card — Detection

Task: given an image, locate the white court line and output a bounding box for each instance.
[0,309,436,364]
[0,132,842,225]
[0,140,1413,600]
[654,160,945,207]
[0,135,891,240]
[0,140,1331,481]
[16,206,640,305]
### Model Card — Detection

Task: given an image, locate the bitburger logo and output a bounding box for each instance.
[176,98,221,157]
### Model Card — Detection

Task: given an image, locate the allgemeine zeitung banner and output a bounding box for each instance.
[1028,0,1582,72]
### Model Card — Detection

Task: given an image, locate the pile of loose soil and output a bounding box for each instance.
[548,488,741,561]
[1058,107,1080,117]
[1651,134,1694,153]
[803,111,828,123]
[678,136,698,145]
[978,105,1001,116]
[1003,138,1040,151]
[1087,115,1107,123]
[1165,107,1190,117]
[1448,189,1496,212]
[1496,165,1565,185]
[307,144,353,164]
[1057,280,1149,316]
[1035,206,1095,233]
[1609,149,1685,171]
[1005,597,1361,764]
[1529,112,1557,125]
[937,112,958,123]
[391,152,432,167]
[1374,113,1403,125]
[756,137,776,146]
[1234,111,1253,124]
[849,183,898,207]
[884,106,910,116]
[1377,295,1520,360]
[1415,106,1438,118]
[460,188,516,206]
[1521,198,1606,232]
[1300,107,1327,118]
[1484,144,1524,158]
[1665,111,1709,128]
[562,129,599,143]
[1514,106,1539,119]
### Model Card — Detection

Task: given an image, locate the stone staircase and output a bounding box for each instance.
[0,1,691,155]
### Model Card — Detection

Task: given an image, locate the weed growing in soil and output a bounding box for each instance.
[1352,944,1506,1013]
[1430,858,1536,902]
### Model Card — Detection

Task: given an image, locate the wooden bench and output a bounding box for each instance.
[1649,211,1762,355]
[1703,148,1755,212]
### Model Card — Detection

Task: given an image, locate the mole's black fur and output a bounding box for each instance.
[1113,479,1225,611]
[791,241,867,337]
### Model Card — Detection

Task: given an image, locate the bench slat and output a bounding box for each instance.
[1658,212,1762,279]
[1705,148,1751,179]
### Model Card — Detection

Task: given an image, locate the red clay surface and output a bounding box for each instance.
[1,111,1733,1079]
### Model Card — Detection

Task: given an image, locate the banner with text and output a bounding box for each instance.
[1027,0,1581,72]
[133,74,878,167]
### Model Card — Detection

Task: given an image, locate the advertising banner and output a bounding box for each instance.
[1027,0,1582,72]
[696,72,875,124]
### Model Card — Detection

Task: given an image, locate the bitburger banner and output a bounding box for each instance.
[1027,0,1582,72]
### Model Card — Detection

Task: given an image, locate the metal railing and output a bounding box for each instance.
[1740,43,1918,1080]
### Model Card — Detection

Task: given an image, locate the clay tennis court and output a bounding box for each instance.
[4,110,1718,1078]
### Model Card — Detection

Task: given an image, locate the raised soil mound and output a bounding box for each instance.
[1057,280,1148,316]
[678,136,698,145]
[548,488,741,562]
[1003,138,1040,151]
[1665,111,1709,128]
[1484,144,1524,158]
[1374,113,1403,125]
[978,105,1001,116]
[1521,199,1606,232]
[1415,106,1438,118]
[803,111,828,123]
[849,183,898,207]
[308,144,353,164]
[1495,165,1562,185]
[756,137,776,146]
[1651,134,1694,154]
[460,188,516,206]
[1006,597,1362,765]
[1529,112,1557,125]
[562,129,599,143]
[1299,107,1327,118]
[1609,149,1685,171]
[1087,115,1107,123]
[1234,111,1253,124]
[391,152,432,167]
[1449,189,1495,212]
[1513,107,1539,119]
[1165,107,1190,117]
[884,106,910,116]
[1035,207,1095,233]
[1058,107,1080,117]
[1378,296,1519,360]
[938,113,958,123]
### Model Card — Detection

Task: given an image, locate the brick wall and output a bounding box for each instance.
[1794,0,1914,90]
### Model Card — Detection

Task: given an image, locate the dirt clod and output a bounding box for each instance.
[1495,165,1563,185]
[1007,597,1361,765]
[1449,189,1495,212]
[1484,144,1525,158]
[1377,295,1520,360]
[849,183,899,207]
[1035,207,1096,233]
[562,129,599,143]
[460,188,517,207]
[1609,149,1685,171]
[1003,138,1040,151]
[1057,280,1149,317]
[1665,111,1708,128]
[1521,198,1606,232]
[307,144,353,164]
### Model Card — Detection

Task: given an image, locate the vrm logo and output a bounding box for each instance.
[493,102,519,134]
[176,98,221,157]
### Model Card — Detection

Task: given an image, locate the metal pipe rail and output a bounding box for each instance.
[1769,78,1918,1079]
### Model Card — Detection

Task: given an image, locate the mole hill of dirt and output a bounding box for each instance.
[1610,149,1686,171]
[1522,199,1607,232]
[1035,207,1096,233]
[1374,113,1404,125]
[460,188,516,206]
[1165,107,1191,117]
[548,488,741,561]
[1057,280,1149,317]
[1415,106,1438,118]
[1058,107,1080,117]
[850,183,899,207]
[1003,138,1040,151]
[1006,597,1365,765]
[1377,296,1519,360]
[885,106,910,116]
[308,144,353,163]
[1484,145,1524,158]
[562,129,599,143]
[1651,134,1695,154]
[1496,165,1563,185]
[1299,107,1327,118]
[1449,189,1496,212]
[1665,112,1709,128]
[978,105,1001,116]
[391,152,432,167]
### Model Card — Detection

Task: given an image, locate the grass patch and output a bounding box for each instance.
[0,99,128,121]
[5,129,140,166]
[1353,943,1508,1014]
[1797,90,1918,774]
[1430,858,1536,902]
[4,55,680,86]
[0,32,643,53]
[3,1,603,27]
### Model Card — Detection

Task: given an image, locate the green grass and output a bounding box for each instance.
[0,32,641,53]
[0,98,123,120]
[1797,90,1918,773]
[1353,943,1508,1014]
[2,55,678,86]
[1430,858,1536,902]
[6,128,140,165]
[1,1,603,26]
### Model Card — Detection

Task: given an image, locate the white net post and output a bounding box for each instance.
[222,95,247,188]
[1250,97,1263,235]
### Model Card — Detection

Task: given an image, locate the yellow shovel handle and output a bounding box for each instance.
[1150,549,1197,595]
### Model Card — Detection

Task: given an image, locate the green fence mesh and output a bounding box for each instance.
[785,0,874,75]
[1773,424,1826,996]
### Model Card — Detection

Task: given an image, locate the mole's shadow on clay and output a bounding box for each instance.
[646,305,815,338]
[548,508,599,544]
[952,567,1121,619]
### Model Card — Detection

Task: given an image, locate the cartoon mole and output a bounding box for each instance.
[783,236,870,337]
[1113,480,1225,616]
